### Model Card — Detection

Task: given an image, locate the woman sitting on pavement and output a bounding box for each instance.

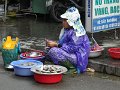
[46,7,90,74]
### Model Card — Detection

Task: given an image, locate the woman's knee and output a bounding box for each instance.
[48,47,59,54]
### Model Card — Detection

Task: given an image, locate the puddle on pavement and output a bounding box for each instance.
[0,17,62,50]
[20,37,46,50]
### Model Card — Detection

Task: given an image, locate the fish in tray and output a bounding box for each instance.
[25,52,43,57]
[20,62,36,67]
[36,65,62,74]
[31,65,68,75]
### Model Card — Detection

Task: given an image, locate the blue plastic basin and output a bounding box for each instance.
[11,59,43,76]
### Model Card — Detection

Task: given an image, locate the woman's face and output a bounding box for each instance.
[62,19,71,29]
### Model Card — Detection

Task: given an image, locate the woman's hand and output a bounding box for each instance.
[46,40,58,47]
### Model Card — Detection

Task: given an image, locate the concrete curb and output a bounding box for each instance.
[88,58,120,77]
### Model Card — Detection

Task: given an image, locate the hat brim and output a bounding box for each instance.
[60,13,67,19]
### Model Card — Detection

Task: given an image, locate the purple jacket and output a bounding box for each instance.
[58,28,90,73]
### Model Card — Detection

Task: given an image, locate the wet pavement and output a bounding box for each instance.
[0,15,120,90]
[0,15,120,50]
[0,55,120,90]
[0,53,120,90]
[0,15,61,50]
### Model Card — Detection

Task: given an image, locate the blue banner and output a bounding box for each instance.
[93,15,120,32]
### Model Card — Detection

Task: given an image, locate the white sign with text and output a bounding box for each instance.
[86,0,120,33]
